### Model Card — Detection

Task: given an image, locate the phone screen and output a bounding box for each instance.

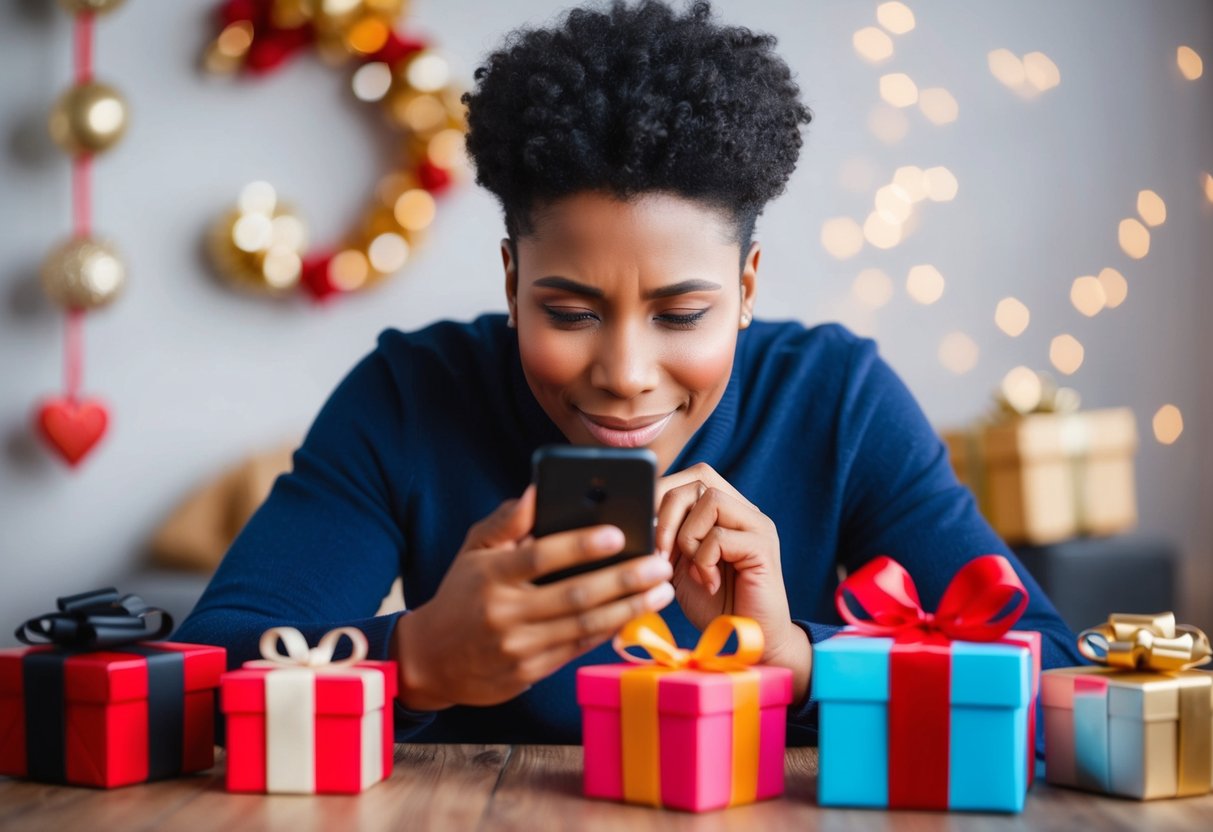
[530,445,657,585]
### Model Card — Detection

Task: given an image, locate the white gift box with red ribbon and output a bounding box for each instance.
[221,627,398,794]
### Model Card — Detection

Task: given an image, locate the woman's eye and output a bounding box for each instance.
[657,309,709,329]
[544,306,598,325]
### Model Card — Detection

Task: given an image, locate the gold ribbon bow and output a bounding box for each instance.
[611,613,765,808]
[1078,612,1212,672]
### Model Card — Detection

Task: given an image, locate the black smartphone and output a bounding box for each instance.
[530,445,657,585]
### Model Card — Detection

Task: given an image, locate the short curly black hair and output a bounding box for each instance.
[462,0,811,257]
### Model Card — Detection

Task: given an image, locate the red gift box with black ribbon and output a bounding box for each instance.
[0,588,225,788]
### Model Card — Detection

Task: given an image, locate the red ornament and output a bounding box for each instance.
[36,397,109,466]
[417,160,452,194]
[300,252,340,302]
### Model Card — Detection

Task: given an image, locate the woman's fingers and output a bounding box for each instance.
[493,523,625,582]
[523,554,672,622]
[524,581,675,655]
[654,481,703,556]
[674,486,757,557]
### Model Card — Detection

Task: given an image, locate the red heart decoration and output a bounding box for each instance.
[35,397,110,467]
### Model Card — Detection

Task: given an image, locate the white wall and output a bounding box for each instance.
[2,0,1210,640]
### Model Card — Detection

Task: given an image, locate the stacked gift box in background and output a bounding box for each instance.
[939,372,1179,632]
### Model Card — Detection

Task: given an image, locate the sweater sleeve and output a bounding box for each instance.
[173,342,435,738]
[788,337,1084,753]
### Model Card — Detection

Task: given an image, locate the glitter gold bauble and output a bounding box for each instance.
[56,0,127,14]
[41,236,126,310]
[48,81,128,155]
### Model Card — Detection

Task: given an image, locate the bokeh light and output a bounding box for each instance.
[864,211,903,249]
[1153,404,1184,444]
[880,73,920,108]
[875,183,914,224]
[919,87,959,125]
[994,297,1030,336]
[853,26,894,63]
[352,62,393,102]
[906,264,945,304]
[822,217,865,259]
[1098,267,1128,308]
[853,268,894,308]
[876,2,916,35]
[938,331,979,374]
[893,165,928,201]
[1136,189,1167,226]
[367,232,410,273]
[1049,334,1085,375]
[1001,366,1043,413]
[1118,218,1151,259]
[1070,275,1107,317]
[1022,52,1061,91]
[330,249,370,291]
[988,49,1026,87]
[1204,172,1213,203]
[924,166,958,201]
[1177,46,1204,81]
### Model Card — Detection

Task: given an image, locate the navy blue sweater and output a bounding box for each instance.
[175,314,1082,746]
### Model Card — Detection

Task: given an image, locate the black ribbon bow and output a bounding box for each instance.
[15,587,173,649]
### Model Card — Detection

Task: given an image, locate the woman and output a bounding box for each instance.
[176,0,1081,746]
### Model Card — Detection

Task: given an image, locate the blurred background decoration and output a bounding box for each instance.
[202,0,467,301]
[0,1,1209,640]
[34,0,131,469]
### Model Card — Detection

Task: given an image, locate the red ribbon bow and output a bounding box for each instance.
[835,553,1028,644]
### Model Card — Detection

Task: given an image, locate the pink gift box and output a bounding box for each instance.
[577,664,793,812]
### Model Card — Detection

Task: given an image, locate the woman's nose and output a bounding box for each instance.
[589,322,659,399]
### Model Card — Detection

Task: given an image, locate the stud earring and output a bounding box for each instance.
[740,312,751,326]
[507,312,516,328]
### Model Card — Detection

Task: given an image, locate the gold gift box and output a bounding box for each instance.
[1042,613,1213,800]
[942,407,1138,546]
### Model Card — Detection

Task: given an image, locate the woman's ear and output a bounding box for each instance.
[740,241,760,328]
[501,239,517,328]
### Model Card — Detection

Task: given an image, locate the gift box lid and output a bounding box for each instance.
[1041,666,1213,722]
[221,660,398,716]
[0,642,226,704]
[812,631,1034,708]
[576,664,792,717]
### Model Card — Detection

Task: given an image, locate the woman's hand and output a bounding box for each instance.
[393,485,675,710]
[656,463,811,703]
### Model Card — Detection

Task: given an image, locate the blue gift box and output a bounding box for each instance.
[813,628,1040,813]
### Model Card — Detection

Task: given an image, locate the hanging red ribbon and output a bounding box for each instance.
[834,555,1029,809]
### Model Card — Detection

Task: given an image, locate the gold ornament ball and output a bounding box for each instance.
[57,0,128,14]
[48,81,129,155]
[41,236,126,310]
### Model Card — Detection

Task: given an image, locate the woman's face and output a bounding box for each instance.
[504,191,758,474]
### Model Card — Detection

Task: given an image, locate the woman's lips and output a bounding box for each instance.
[576,409,675,448]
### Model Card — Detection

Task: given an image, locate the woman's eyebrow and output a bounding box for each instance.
[531,276,722,299]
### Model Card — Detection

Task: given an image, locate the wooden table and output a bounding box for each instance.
[2,745,1210,830]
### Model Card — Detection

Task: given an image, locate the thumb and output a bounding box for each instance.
[468,484,535,549]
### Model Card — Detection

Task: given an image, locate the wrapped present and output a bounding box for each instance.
[221,626,397,794]
[941,376,1138,545]
[813,555,1041,812]
[577,613,793,812]
[1043,612,1212,799]
[0,588,225,788]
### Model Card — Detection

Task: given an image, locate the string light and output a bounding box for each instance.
[1153,404,1184,444]
[994,297,1030,336]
